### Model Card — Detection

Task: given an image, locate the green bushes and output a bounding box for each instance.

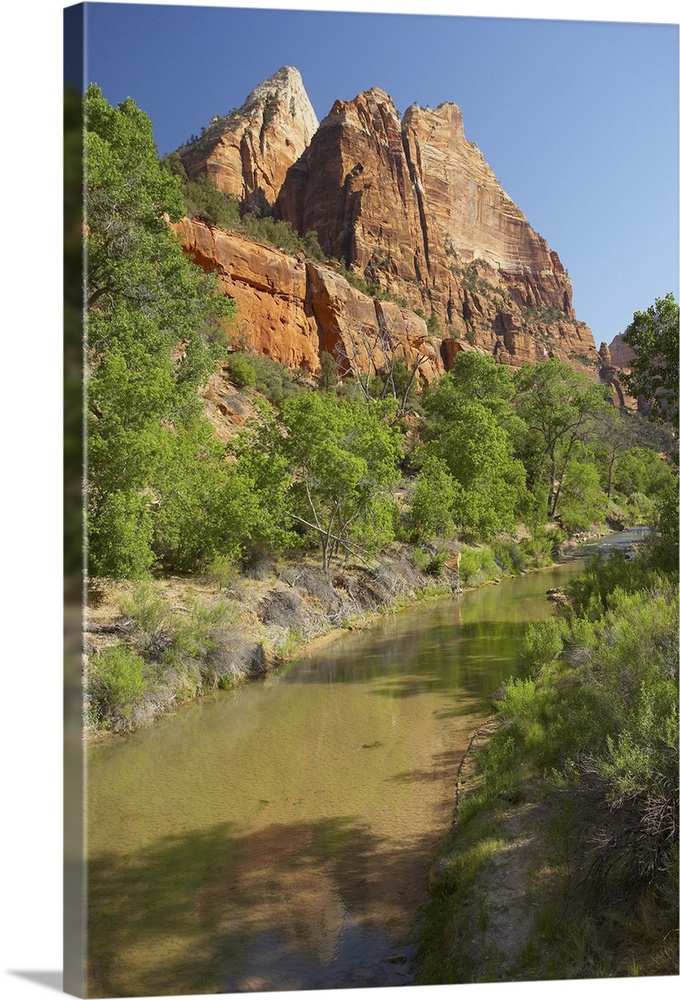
[499,567,678,940]
[458,546,497,586]
[519,526,564,565]
[179,172,326,261]
[227,351,302,403]
[87,582,241,732]
[227,353,257,389]
[88,645,148,729]
[411,546,449,577]
[182,174,241,229]
[490,538,530,575]
[521,617,564,668]
[565,549,665,619]
[429,547,679,978]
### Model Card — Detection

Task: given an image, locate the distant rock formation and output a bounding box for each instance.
[608,332,637,369]
[600,333,650,415]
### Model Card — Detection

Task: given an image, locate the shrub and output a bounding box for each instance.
[521,618,564,669]
[247,352,302,404]
[204,553,237,590]
[458,546,497,586]
[565,550,664,620]
[477,724,519,792]
[88,645,148,728]
[412,547,450,577]
[491,539,526,575]
[182,174,241,229]
[228,352,257,389]
[119,579,167,633]
[300,229,325,262]
[626,491,656,525]
[408,454,458,542]
[88,489,156,579]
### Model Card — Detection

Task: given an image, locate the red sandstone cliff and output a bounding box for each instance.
[275,86,598,369]
[174,70,638,396]
[176,217,443,385]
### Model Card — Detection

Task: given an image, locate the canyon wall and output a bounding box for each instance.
[176,217,442,385]
[176,217,605,388]
[175,69,633,397]
[274,85,596,368]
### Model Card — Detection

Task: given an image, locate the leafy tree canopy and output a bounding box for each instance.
[422,400,532,538]
[621,293,679,429]
[84,84,235,577]
[513,358,611,518]
[275,393,404,569]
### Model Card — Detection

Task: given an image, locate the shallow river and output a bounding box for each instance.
[86,562,582,997]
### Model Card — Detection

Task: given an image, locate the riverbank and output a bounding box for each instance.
[85,560,581,997]
[84,529,563,735]
[416,539,679,982]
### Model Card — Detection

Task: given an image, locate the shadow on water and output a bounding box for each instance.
[387,747,464,786]
[287,619,535,711]
[87,814,441,997]
[284,567,584,699]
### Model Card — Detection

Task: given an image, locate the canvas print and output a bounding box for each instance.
[64,2,679,997]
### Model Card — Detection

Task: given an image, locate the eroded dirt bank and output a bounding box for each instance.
[84,543,467,734]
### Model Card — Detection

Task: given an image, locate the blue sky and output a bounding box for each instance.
[75,2,679,351]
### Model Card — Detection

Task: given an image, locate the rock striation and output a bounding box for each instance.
[275,85,599,368]
[175,217,443,385]
[179,66,318,213]
[175,70,638,393]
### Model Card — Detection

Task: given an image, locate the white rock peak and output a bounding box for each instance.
[244,66,319,142]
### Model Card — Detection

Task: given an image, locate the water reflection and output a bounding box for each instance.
[86,562,582,996]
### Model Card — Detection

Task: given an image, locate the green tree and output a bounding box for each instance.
[84,84,234,576]
[514,359,610,520]
[621,293,679,428]
[590,406,634,497]
[315,351,340,393]
[426,352,516,422]
[422,398,531,539]
[558,460,608,533]
[612,447,676,502]
[274,393,403,570]
[228,401,298,562]
[407,453,460,542]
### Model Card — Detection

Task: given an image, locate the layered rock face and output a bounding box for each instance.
[277,89,431,287]
[175,71,628,386]
[276,86,598,368]
[401,102,574,314]
[179,66,318,213]
[175,217,443,384]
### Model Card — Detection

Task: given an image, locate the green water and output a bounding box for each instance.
[86,562,581,996]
